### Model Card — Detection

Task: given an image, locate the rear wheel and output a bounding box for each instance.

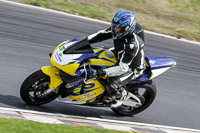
[20,70,60,105]
[111,81,157,116]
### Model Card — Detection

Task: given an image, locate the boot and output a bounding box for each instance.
[111,88,128,109]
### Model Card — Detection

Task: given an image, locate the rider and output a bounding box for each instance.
[88,10,145,108]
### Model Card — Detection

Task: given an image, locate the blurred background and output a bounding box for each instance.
[11,0,200,42]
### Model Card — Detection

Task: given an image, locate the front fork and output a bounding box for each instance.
[41,66,63,90]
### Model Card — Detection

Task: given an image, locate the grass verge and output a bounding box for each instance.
[0,118,128,133]
[10,0,200,41]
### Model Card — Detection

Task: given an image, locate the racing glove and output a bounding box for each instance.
[97,68,107,78]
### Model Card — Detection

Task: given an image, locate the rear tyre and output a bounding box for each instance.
[20,70,60,105]
[111,81,157,116]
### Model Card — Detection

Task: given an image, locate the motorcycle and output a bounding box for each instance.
[20,37,176,116]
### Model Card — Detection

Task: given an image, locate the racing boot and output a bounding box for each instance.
[110,88,128,109]
[106,77,129,109]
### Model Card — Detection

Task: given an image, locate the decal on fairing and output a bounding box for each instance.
[105,51,114,58]
[53,41,82,66]
[59,46,65,51]
[78,93,97,101]
[84,83,95,90]
[100,57,116,63]
[69,79,105,102]
[70,83,97,96]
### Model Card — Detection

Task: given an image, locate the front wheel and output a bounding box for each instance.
[20,70,60,105]
[111,81,157,116]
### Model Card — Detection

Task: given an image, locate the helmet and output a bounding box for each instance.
[111,10,136,39]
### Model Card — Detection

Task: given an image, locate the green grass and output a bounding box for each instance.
[10,0,200,41]
[0,118,128,133]
[11,0,112,20]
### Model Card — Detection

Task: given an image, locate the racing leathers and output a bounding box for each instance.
[88,24,145,108]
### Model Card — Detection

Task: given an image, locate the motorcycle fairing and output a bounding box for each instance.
[51,39,97,76]
[69,79,105,102]
[59,69,105,102]
[41,65,105,102]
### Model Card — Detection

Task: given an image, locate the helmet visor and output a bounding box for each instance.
[111,22,130,37]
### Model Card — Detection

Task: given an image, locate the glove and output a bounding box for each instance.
[87,69,97,79]
[97,68,107,78]
[76,68,106,79]
[76,69,97,78]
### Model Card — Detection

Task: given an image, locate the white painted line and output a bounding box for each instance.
[24,115,64,124]
[98,123,136,132]
[2,0,200,45]
[161,129,195,133]
[144,30,200,45]
[87,117,200,133]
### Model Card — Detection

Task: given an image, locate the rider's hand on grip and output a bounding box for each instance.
[87,69,97,79]
[77,68,106,79]
[97,68,106,78]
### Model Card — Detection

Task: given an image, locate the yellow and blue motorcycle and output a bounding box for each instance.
[20,37,176,116]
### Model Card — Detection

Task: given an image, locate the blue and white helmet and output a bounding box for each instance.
[111,10,136,39]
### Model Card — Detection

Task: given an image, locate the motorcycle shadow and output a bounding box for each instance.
[0,94,128,118]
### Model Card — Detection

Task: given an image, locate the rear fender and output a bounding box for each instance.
[149,67,171,80]
[41,66,63,89]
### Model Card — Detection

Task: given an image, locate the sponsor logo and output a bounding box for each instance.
[54,54,58,61]
[56,51,62,62]
[78,93,97,101]
[130,44,134,49]
[105,51,114,58]
[59,46,65,51]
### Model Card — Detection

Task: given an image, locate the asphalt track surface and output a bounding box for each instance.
[0,0,200,130]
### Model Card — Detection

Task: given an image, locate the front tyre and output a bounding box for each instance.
[20,70,60,105]
[111,81,157,116]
